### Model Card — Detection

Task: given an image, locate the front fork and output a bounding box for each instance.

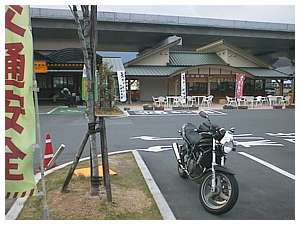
[211,138,217,192]
[211,139,225,192]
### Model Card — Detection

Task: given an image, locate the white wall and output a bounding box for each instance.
[139,77,168,101]
[217,49,258,67]
[134,49,169,66]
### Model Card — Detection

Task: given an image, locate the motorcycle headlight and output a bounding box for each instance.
[223,141,234,154]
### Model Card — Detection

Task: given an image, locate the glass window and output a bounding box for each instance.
[188,82,207,93]
[255,80,263,90]
[53,77,64,88]
[37,76,51,89]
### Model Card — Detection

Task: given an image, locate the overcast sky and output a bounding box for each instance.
[32,5,294,24]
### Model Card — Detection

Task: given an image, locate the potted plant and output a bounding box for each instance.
[143,104,153,110]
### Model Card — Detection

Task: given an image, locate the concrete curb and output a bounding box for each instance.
[115,105,130,118]
[6,149,175,220]
[132,150,176,220]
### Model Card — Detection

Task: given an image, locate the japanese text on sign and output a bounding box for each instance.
[117,71,127,102]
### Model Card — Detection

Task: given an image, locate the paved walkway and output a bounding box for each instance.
[116,103,279,112]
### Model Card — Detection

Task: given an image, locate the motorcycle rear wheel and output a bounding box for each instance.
[199,171,239,215]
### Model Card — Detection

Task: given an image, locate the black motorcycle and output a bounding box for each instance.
[172,111,239,215]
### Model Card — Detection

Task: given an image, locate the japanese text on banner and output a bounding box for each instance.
[117,70,127,102]
[5,5,36,198]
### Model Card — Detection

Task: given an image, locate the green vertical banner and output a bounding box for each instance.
[81,65,88,102]
[81,65,98,103]
[5,5,36,198]
[94,69,99,103]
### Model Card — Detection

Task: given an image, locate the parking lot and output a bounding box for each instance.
[36,107,294,219]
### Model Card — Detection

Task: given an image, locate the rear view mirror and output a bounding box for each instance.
[199,111,208,119]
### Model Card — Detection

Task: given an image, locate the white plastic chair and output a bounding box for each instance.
[187,96,196,107]
[152,96,160,107]
[244,96,255,108]
[237,96,246,106]
[280,96,290,105]
[201,95,214,107]
[179,96,186,106]
[157,96,167,106]
[226,96,237,106]
[253,96,262,107]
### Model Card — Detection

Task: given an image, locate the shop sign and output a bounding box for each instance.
[34,60,48,73]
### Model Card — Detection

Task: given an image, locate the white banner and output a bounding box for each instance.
[180,72,186,103]
[117,70,127,102]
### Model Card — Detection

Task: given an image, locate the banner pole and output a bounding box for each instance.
[29,7,49,219]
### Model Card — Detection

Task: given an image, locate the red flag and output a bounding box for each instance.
[235,73,246,99]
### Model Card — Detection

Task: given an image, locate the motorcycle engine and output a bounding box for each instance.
[186,157,203,178]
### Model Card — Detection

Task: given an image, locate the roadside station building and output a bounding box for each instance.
[34,48,124,103]
[34,39,293,104]
[125,38,293,103]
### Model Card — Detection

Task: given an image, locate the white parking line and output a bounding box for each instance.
[132,150,176,220]
[46,106,61,114]
[238,152,295,180]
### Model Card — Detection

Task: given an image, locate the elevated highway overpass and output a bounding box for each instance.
[30,8,294,62]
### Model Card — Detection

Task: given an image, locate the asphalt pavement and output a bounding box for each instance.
[21,107,295,219]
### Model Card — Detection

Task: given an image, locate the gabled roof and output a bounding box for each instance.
[102,57,124,72]
[47,48,102,64]
[239,67,291,79]
[169,51,226,66]
[196,39,270,68]
[274,66,295,76]
[125,35,182,66]
[34,51,52,62]
[125,66,186,77]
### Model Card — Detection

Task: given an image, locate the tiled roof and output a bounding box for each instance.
[125,66,186,77]
[239,67,292,78]
[169,52,226,66]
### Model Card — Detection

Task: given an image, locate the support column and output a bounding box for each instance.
[175,77,178,95]
[292,78,295,103]
[263,79,266,96]
[280,79,284,96]
[253,79,256,96]
[207,67,211,96]
[127,78,132,104]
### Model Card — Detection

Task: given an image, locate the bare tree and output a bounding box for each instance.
[64,5,99,195]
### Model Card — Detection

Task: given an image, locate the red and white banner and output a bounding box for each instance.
[235,73,246,99]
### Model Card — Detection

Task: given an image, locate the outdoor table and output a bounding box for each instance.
[268,96,283,106]
[260,97,269,105]
[276,96,284,104]
[237,97,247,106]
[191,96,206,106]
[243,96,255,108]
[166,96,180,108]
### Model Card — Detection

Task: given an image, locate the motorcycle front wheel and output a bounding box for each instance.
[199,171,239,215]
